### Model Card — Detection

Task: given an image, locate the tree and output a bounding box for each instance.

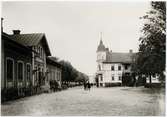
[59,60,88,85]
[134,2,166,84]
[75,72,89,83]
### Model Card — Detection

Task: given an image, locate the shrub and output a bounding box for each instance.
[144,83,163,88]
[105,83,121,87]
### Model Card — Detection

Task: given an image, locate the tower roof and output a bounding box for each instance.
[97,40,106,52]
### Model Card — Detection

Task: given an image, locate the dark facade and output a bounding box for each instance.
[2,33,32,101]
[1,29,63,101]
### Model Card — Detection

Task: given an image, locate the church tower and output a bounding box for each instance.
[96,32,107,74]
[96,32,106,63]
[96,32,106,87]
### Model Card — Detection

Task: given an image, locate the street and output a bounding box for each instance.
[1,86,165,116]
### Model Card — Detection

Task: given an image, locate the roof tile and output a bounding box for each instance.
[104,52,136,63]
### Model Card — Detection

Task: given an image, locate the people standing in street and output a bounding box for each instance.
[84,81,87,90]
[87,81,91,91]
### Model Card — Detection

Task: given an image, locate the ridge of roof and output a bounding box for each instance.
[104,51,136,63]
[9,33,44,46]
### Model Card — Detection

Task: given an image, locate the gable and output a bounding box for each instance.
[10,33,51,56]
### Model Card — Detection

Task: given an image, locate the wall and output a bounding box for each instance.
[32,41,47,86]
[1,39,4,89]
[47,63,62,86]
[3,39,32,90]
[102,63,123,83]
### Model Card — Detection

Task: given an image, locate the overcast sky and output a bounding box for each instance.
[2,1,150,76]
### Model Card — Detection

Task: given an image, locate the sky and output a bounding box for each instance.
[2,1,151,76]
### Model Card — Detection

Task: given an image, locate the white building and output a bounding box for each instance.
[96,39,160,87]
[96,39,136,87]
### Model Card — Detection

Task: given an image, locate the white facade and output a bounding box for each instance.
[96,40,161,87]
[96,40,132,86]
[146,75,160,83]
[97,62,131,86]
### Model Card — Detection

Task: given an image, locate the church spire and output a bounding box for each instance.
[97,32,106,52]
[100,32,102,41]
[100,32,103,45]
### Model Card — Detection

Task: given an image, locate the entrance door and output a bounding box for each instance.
[95,76,99,87]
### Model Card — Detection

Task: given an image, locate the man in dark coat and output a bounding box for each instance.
[87,81,91,91]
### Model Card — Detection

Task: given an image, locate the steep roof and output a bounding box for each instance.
[97,40,106,52]
[104,52,136,64]
[10,33,51,56]
[46,56,62,68]
[2,32,32,51]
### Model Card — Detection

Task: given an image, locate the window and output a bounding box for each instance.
[98,65,101,71]
[34,46,37,52]
[118,76,122,80]
[26,64,31,81]
[100,74,103,81]
[50,71,52,80]
[118,66,121,70]
[6,58,14,82]
[52,71,55,80]
[59,72,61,81]
[56,71,59,81]
[111,66,114,71]
[41,47,43,58]
[38,46,40,54]
[37,46,40,57]
[112,76,114,81]
[34,66,38,85]
[41,68,44,77]
[18,61,24,81]
[125,65,128,70]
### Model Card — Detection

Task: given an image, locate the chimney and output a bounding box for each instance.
[129,49,133,53]
[13,30,21,35]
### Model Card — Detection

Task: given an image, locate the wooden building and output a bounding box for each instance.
[10,30,52,93]
[46,57,62,88]
[1,17,62,101]
[1,29,62,101]
[2,32,32,100]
